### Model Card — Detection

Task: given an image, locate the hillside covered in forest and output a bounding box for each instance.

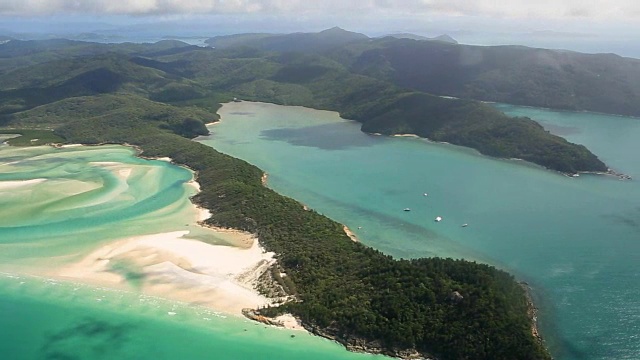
[1,32,609,174]
[0,36,568,359]
[208,27,640,118]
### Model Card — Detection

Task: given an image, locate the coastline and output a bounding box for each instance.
[343,225,359,242]
[212,102,551,359]
[300,323,429,359]
[520,282,544,345]
[489,100,640,120]
[56,229,278,315]
[18,147,307,331]
[386,131,633,180]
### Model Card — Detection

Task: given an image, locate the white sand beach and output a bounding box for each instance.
[58,230,278,314]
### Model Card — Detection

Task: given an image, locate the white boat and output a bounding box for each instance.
[404,208,411,212]
[423,193,428,196]
[435,216,442,222]
[461,223,468,227]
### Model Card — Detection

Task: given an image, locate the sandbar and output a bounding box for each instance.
[58,230,278,315]
[0,178,47,189]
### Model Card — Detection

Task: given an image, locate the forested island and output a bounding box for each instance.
[3,30,635,359]
[0,33,610,174]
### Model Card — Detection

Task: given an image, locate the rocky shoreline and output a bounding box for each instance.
[243,306,434,360]
[565,168,631,180]
[242,308,284,327]
[301,323,435,360]
[519,282,545,347]
[242,278,547,360]
[244,306,437,360]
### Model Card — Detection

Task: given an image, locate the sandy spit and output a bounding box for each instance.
[57,230,277,315]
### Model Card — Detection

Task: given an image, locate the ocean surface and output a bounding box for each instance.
[195,102,640,360]
[0,145,383,360]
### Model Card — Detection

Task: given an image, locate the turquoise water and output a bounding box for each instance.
[0,273,384,360]
[0,144,384,360]
[0,145,196,269]
[197,102,640,360]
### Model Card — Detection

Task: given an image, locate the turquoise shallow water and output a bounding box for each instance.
[0,273,385,360]
[197,102,640,360]
[0,144,384,360]
[0,145,197,269]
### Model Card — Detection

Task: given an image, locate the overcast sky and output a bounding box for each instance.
[0,0,638,20]
[1,1,638,56]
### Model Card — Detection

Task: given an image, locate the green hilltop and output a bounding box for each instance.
[0,34,614,173]
[210,28,640,117]
[325,37,640,117]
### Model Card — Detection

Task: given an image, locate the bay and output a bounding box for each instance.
[196,102,640,360]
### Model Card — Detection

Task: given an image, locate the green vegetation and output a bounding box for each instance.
[205,27,369,53]
[327,37,640,117]
[205,28,640,117]
[5,94,214,138]
[0,129,64,146]
[0,36,609,173]
[350,93,605,173]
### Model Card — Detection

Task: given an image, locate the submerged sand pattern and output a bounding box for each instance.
[0,145,287,321]
[59,230,276,314]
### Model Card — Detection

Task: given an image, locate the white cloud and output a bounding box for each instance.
[0,0,638,21]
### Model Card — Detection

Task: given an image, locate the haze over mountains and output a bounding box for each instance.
[0,27,627,174]
[205,27,640,117]
[205,27,458,51]
[3,14,639,58]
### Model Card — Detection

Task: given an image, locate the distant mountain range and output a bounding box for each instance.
[335,38,640,117]
[205,27,458,50]
[0,31,609,174]
[205,27,369,53]
[382,33,458,44]
[207,27,640,118]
